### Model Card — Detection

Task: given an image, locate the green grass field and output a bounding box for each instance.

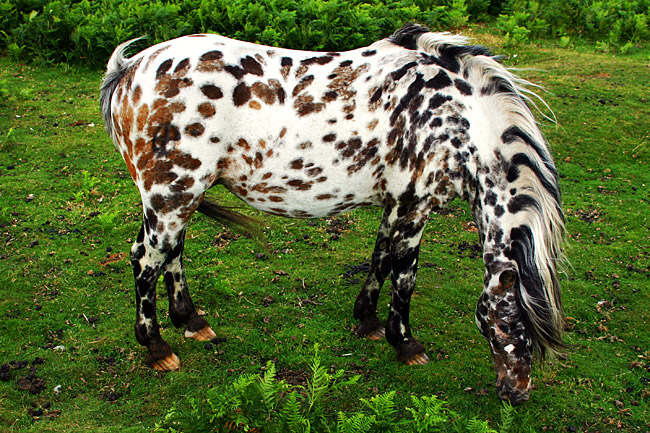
[0,31,649,432]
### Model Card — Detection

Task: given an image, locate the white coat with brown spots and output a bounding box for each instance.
[101,24,565,405]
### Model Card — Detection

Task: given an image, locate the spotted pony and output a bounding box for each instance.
[101,24,565,404]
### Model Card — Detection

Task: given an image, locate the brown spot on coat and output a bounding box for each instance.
[152,124,181,156]
[317,194,334,200]
[237,138,250,150]
[201,85,223,100]
[287,179,312,190]
[292,75,314,97]
[199,50,223,62]
[185,123,205,137]
[249,101,261,110]
[136,104,150,132]
[198,102,216,118]
[132,85,142,104]
[294,94,325,117]
[306,167,323,177]
[233,82,251,106]
[280,57,293,80]
[241,56,263,76]
[225,65,246,79]
[174,58,191,75]
[301,55,334,66]
[251,82,276,105]
[290,158,304,170]
[170,176,195,193]
[156,59,173,79]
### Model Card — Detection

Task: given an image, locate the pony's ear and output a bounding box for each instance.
[498,268,517,289]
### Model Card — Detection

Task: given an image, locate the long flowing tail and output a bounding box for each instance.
[100,38,143,144]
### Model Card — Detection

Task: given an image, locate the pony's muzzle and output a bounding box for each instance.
[495,375,531,405]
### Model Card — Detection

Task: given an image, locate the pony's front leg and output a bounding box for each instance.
[384,204,431,365]
[163,229,218,342]
[353,208,391,340]
[131,224,180,371]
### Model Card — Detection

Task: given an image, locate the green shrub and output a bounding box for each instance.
[499,0,649,50]
[0,0,648,65]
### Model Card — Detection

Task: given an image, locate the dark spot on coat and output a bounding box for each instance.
[301,55,333,66]
[370,87,383,104]
[287,179,312,190]
[152,124,180,155]
[306,167,323,177]
[454,78,473,95]
[322,90,338,102]
[390,61,418,81]
[507,194,539,214]
[241,56,264,76]
[225,65,246,80]
[233,82,251,106]
[323,133,336,142]
[174,58,190,74]
[200,50,223,62]
[428,93,452,110]
[290,158,304,170]
[201,84,224,100]
[425,70,452,90]
[156,59,173,79]
[292,75,314,97]
[362,50,377,57]
[185,123,205,137]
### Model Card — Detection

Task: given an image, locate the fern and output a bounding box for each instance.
[499,402,515,433]
[336,412,377,433]
[405,395,448,432]
[280,391,311,433]
[359,391,399,430]
[155,345,503,433]
[467,417,499,433]
[256,360,289,418]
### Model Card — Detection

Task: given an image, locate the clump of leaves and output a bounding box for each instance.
[154,344,517,433]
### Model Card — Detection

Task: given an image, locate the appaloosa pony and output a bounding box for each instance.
[101,24,565,404]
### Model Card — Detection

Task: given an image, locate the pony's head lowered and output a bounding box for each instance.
[393,24,567,404]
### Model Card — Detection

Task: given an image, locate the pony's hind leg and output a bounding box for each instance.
[353,208,391,340]
[162,229,218,342]
[131,222,181,371]
[384,202,432,366]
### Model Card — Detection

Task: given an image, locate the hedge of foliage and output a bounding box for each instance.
[1,0,648,66]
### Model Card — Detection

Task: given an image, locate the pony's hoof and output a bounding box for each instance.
[366,327,386,341]
[403,353,430,366]
[151,353,181,371]
[185,326,217,341]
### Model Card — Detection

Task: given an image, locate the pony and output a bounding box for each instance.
[100,24,565,404]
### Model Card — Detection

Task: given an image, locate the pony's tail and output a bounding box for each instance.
[197,198,265,246]
[100,38,143,143]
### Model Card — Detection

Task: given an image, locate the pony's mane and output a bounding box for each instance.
[392,23,566,358]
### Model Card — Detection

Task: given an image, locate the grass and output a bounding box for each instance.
[0,31,649,432]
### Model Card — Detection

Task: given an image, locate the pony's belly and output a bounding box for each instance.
[224,175,380,218]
